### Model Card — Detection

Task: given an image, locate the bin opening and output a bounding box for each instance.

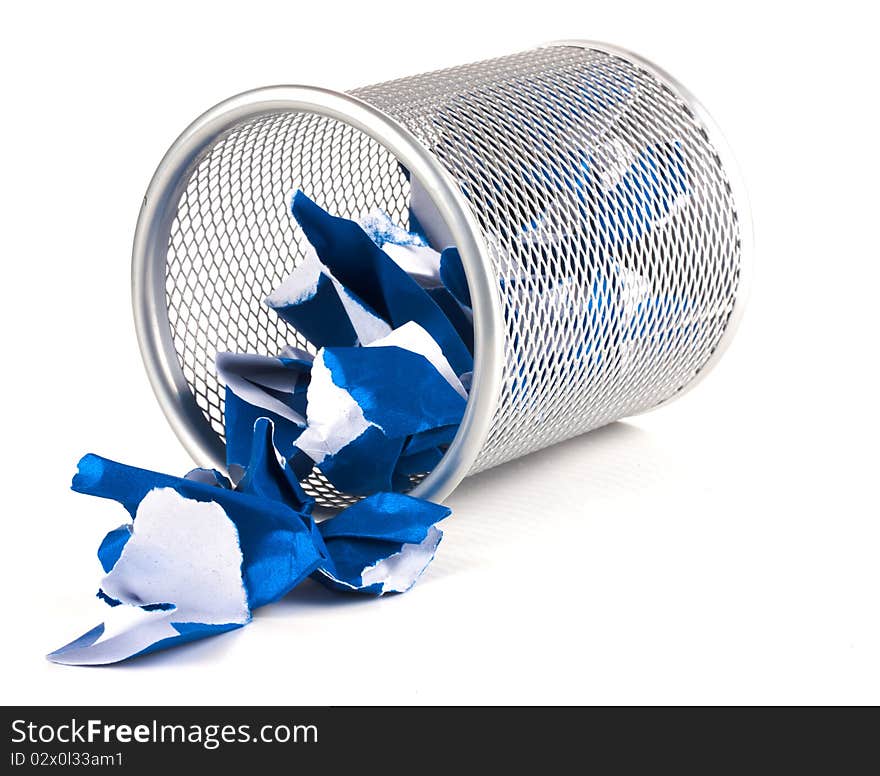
[162,109,477,509]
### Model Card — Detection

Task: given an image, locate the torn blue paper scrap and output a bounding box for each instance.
[439,247,472,309]
[369,321,468,399]
[291,191,473,377]
[71,454,322,609]
[359,209,444,290]
[48,487,251,666]
[309,427,405,498]
[216,350,311,470]
[360,209,428,250]
[314,492,451,595]
[234,417,325,561]
[52,452,451,663]
[235,418,315,516]
[265,247,391,349]
[52,415,325,665]
[295,322,467,495]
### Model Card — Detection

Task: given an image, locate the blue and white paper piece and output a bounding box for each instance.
[290,191,473,377]
[235,418,315,516]
[224,195,476,496]
[359,209,443,290]
[68,452,323,609]
[438,247,472,310]
[360,206,474,350]
[47,441,325,665]
[48,486,252,666]
[265,194,475,376]
[313,492,451,595]
[294,322,467,495]
[49,447,450,663]
[370,321,468,399]
[265,246,392,349]
[216,350,312,471]
[182,466,233,489]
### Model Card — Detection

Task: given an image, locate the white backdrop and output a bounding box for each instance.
[2,0,877,705]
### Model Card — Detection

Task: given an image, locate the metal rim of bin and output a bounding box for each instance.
[132,40,751,505]
[132,85,505,505]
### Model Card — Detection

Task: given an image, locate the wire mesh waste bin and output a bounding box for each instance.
[132,40,750,507]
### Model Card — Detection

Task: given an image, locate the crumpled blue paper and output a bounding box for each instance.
[294,324,467,496]
[48,485,254,666]
[236,418,315,516]
[265,247,392,349]
[290,191,472,377]
[224,194,474,499]
[359,209,440,288]
[49,415,451,664]
[360,209,428,249]
[439,247,472,309]
[69,451,322,611]
[219,326,466,498]
[360,207,474,354]
[313,492,450,595]
[216,350,312,471]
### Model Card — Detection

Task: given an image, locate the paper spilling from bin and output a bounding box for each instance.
[49,192,471,665]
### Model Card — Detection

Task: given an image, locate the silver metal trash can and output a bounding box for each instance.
[132,41,751,507]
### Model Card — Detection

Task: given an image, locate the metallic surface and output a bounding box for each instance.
[133,42,749,506]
